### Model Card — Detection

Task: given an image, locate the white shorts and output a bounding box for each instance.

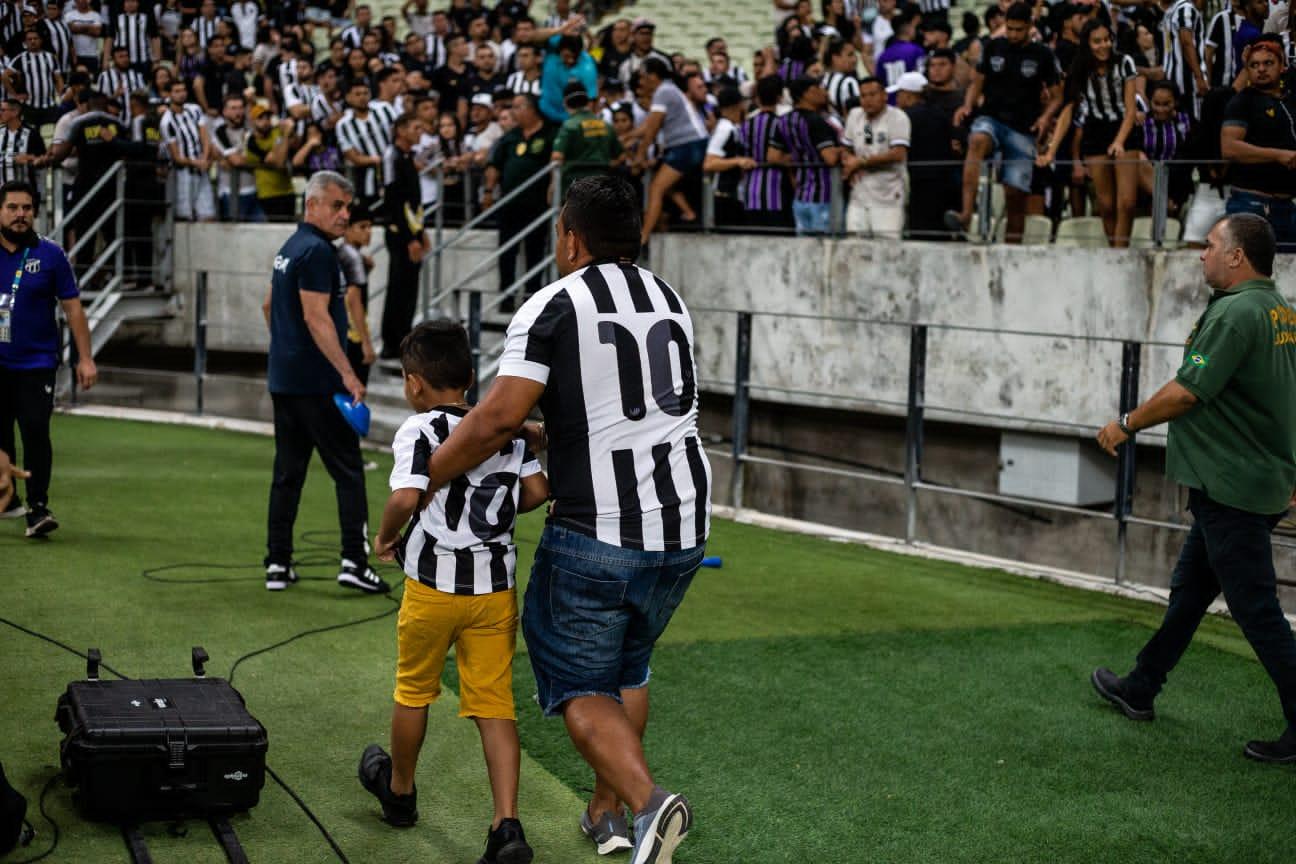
[1182,183,1227,245]
[846,196,905,238]
[175,169,216,222]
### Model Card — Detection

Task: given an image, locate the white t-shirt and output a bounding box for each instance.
[64,7,103,59]
[414,131,441,205]
[842,104,910,204]
[230,1,260,50]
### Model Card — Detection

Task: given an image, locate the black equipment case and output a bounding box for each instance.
[55,648,267,822]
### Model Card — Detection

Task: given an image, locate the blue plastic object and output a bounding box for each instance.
[701,556,722,569]
[333,394,371,437]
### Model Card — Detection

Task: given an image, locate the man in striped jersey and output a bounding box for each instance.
[1160,0,1207,116]
[0,98,44,185]
[5,27,63,126]
[768,76,844,235]
[336,77,389,202]
[1204,0,1245,88]
[505,44,542,97]
[822,37,861,119]
[363,320,548,858]
[97,44,145,120]
[339,3,371,50]
[159,79,215,221]
[412,175,710,864]
[39,1,71,75]
[192,0,219,50]
[103,0,158,76]
[738,74,792,229]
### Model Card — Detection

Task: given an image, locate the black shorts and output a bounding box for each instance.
[1080,119,1144,158]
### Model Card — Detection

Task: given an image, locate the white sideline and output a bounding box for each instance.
[59,405,1296,628]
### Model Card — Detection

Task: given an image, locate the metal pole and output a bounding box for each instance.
[549,163,562,283]
[52,170,63,234]
[829,165,844,236]
[729,311,752,511]
[904,324,928,544]
[114,163,125,285]
[164,168,176,292]
[702,174,715,232]
[1114,340,1141,584]
[466,290,482,405]
[194,271,208,415]
[432,164,445,319]
[1151,161,1169,248]
[976,162,993,243]
[463,168,474,223]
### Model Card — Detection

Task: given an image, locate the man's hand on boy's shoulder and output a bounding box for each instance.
[520,420,547,452]
[374,532,400,562]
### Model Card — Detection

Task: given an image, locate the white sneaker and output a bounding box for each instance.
[265,563,299,591]
[338,558,390,594]
[581,808,633,856]
[630,794,691,864]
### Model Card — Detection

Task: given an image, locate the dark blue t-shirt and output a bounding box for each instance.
[0,235,80,371]
[268,223,347,395]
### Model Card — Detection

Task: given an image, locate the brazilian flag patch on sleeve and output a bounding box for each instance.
[1189,352,1208,368]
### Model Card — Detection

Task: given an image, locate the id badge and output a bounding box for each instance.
[0,291,11,344]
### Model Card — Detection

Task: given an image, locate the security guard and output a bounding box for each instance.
[1093,213,1296,764]
[484,92,554,309]
[551,80,623,203]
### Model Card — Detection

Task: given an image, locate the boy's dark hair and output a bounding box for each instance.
[1006,2,1033,23]
[400,320,473,391]
[755,74,784,107]
[561,175,642,263]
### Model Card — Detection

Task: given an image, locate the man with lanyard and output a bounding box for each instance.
[377,174,710,864]
[261,170,388,596]
[944,1,1062,243]
[1220,36,1296,250]
[1093,213,1296,766]
[0,179,94,537]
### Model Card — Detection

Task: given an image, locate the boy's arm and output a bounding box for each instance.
[376,417,434,559]
[375,487,421,560]
[518,471,550,513]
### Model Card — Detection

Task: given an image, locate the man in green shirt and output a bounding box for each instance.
[1092,213,1296,764]
[551,80,623,203]
[484,92,554,311]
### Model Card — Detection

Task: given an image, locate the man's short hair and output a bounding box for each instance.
[641,56,672,81]
[929,47,957,64]
[1248,34,1286,64]
[561,175,642,263]
[755,74,784,107]
[0,179,37,211]
[347,77,370,93]
[513,91,541,114]
[304,170,354,203]
[556,33,582,55]
[374,66,400,86]
[1222,213,1276,276]
[1005,2,1033,23]
[393,111,418,133]
[222,92,245,108]
[400,320,473,391]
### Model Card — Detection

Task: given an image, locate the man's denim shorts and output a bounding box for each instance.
[521,523,705,717]
[970,115,1037,194]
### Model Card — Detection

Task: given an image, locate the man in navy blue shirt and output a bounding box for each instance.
[261,170,388,595]
[0,180,94,538]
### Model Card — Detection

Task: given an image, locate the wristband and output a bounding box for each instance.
[1118,412,1135,436]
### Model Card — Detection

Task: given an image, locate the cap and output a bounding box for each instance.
[470,92,493,108]
[632,16,655,31]
[715,86,743,109]
[886,71,928,95]
[250,102,271,118]
[562,80,590,106]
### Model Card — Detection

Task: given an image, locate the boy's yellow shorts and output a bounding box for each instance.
[394,578,517,720]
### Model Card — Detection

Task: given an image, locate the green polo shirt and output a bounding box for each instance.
[553,110,622,201]
[489,123,555,213]
[1166,278,1296,515]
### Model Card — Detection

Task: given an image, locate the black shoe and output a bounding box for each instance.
[358,744,418,827]
[24,506,58,538]
[477,818,533,864]
[265,562,300,591]
[1091,667,1155,721]
[1244,727,1296,764]
[338,558,390,594]
[943,209,968,237]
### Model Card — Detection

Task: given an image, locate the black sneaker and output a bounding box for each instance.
[338,558,390,594]
[265,562,299,591]
[357,744,418,827]
[1091,667,1155,722]
[24,506,58,538]
[631,793,692,864]
[943,209,969,237]
[1244,727,1296,764]
[477,818,533,864]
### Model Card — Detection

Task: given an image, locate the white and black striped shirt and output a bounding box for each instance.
[917,0,951,15]
[424,33,446,69]
[229,0,259,49]
[1160,0,1203,107]
[390,406,542,595]
[505,69,541,96]
[822,71,860,117]
[193,13,218,49]
[499,262,712,552]
[40,18,72,73]
[97,66,147,118]
[159,102,205,166]
[310,90,342,129]
[339,23,364,50]
[110,11,155,65]
[1078,53,1138,124]
[0,3,23,48]
[702,64,749,86]
[1204,8,1242,88]
[284,80,318,136]
[10,50,60,108]
[0,123,43,183]
[336,108,390,195]
[369,98,397,138]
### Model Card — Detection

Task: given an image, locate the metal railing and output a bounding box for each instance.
[711,307,1296,588]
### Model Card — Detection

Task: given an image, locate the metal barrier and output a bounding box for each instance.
[707,306,1296,588]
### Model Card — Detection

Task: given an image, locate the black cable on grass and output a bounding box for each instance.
[0,539,404,864]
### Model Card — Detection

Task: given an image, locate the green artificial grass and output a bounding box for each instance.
[2,414,1294,863]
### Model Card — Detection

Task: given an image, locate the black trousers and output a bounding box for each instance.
[345,340,371,386]
[498,206,548,300]
[1128,488,1296,732]
[266,393,368,568]
[380,233,422,359]
[907,176,961,240]
[0,366,55,510]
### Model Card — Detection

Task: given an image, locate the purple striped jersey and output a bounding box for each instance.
[737,109,785,212]
[769,108,840,204]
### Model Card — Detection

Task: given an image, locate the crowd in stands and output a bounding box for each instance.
[0,0,1293,259]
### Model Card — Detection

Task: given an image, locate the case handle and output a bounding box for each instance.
[192,646,209,678]
[86,647,101,681]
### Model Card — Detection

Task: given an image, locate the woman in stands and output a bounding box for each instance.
[1038,19,1141,247]
[1137,81,1194,219]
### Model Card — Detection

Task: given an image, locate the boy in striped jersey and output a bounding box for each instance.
[364,320,548,863]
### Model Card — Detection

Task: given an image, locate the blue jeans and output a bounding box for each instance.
[521,523,705,716]
[221,191,265,222]
[969,115,1036,193]
[792,200,831,235]
[1128,489,1296,732]
[1226,189,1296,252]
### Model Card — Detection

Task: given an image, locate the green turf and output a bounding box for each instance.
[2,414,1294,863]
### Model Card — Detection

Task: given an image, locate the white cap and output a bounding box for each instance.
[886,71,928,95]
[470,92,494,108]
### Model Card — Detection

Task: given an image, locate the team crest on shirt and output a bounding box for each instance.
[990,55,1005,72]
[530,138,544,154]
[1021,59,1038,78]
[1268,108,1277,117]
[515,141,526,156]
[24,258,39,274]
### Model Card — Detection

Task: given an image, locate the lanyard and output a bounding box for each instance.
[5,247,30,299]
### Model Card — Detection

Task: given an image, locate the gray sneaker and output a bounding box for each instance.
[630,793,691,864]
[580,808,633,856]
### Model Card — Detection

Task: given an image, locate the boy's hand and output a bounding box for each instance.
[374,532,400,562]
[520,421,547,452]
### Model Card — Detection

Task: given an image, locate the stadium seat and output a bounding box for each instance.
[1021,214,1052,246]
[968,213,1005,244]
[1129,216,1184,250]
[1054,217,1107,249]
